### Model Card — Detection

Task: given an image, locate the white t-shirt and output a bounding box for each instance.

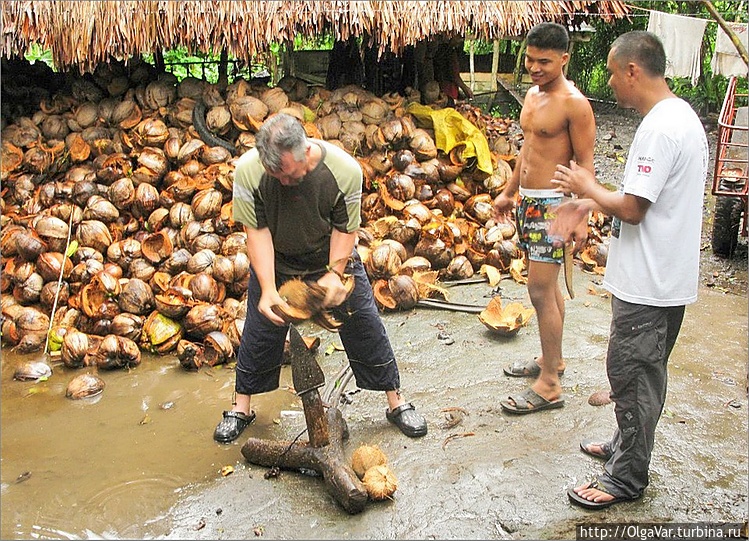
[604,98,709,307]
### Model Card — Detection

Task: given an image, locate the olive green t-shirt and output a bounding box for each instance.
[232,139,362,275]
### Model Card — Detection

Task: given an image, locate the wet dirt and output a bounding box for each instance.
[2,112,747,539]
[2,264,746,540]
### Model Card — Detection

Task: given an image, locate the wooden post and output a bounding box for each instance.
[300,389,330,448]
[153,47,165,72]
[564,41,574,77]
[242,408,368,515]
[491,39,500,92]
[286,43,296,78]
[217,48,228,89]
[469,39,475,93]
[239,325,366,514]
[514,38,527,87]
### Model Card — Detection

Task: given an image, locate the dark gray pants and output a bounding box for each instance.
[597,296,685,499]
[234,252,401,396]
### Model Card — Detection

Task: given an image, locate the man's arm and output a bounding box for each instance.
[567,95,596,175]
[492,144,523,218]
[245,225,287,325]
[565,94,597,251]
[550,161,651,244]
[317,228,358,308]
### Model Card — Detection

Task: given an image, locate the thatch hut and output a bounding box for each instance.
[1,1,629,75]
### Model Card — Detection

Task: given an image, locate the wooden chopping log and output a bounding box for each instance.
[241,407,368,514]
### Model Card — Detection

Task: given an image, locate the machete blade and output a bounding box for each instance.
[288,325,326,396]
[563,243,575,299]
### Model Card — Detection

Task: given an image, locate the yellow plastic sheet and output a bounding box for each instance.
[406,103,493,175]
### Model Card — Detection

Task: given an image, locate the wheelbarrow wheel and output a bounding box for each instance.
[711,196,744,258]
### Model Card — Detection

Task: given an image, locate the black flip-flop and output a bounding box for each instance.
[503,359,565,378]
[579,438,613,460]
[500,388,565,414]
[567,481,635,510]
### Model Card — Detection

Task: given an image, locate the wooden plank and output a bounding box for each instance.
[496,73,525,106]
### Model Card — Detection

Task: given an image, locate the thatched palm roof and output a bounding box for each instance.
[1,1,629,73]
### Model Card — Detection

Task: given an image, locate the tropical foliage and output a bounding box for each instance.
[567,0,748,113]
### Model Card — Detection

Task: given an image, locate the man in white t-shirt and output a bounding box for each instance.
[550,31,708,509]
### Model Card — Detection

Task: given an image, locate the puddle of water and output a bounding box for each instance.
[0,349,300,540]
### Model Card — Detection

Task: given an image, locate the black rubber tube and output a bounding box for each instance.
[192,98,237,156]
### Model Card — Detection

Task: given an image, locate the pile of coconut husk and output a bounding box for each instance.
[0,56,536,370]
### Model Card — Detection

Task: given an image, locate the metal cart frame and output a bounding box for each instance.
[710,76,748,257]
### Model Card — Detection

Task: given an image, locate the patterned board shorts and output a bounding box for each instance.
[516,189,564,264]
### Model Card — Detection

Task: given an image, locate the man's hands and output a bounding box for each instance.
[549,199,592,248]
[492,192,515,221]
[259,289,289,326]
[552,160,596,198]
[317,272,350,308]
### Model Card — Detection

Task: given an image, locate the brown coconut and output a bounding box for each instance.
[66,373,105,399]
[351,444,388,479]
[362,465,398,501]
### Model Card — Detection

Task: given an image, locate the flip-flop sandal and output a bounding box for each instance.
[503,359,565,378]
[500,387,565,414]
[580,438,613,460]
[567,480,636,510]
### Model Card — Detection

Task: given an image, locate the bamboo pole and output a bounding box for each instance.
[700,0,749,67]
[491,39,500,92]
[514,38,527,87]
[469,38,475,93]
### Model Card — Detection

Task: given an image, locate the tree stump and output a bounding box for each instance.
[241,325,367,514]
[241,406,368,514]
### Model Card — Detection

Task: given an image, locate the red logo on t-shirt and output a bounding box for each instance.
[637,164,652,174]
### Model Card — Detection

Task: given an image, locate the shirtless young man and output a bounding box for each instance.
[492,22,595,414]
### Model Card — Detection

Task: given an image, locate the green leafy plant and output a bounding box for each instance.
[24,43,55,70]
[567,0,748,114]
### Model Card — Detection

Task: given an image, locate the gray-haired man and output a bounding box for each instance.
[213,114,427,443]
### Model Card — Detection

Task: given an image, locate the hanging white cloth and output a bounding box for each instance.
[647,11,708,86]
[711,22,748,77]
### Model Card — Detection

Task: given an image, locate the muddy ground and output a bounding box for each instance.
[154,111,747,540]
[154,270,747,540]
[1,112,746,540]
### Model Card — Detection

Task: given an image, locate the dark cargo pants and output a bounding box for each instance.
[597,296,685,499]
[234,252,401,396]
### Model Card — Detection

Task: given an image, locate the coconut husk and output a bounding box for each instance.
[1,141,23,174]
[478,297,534,337]
[351,445,388,479]
[67,133,91,162]
[206,105,232,135]
[66,373,105,399]
[362,465,398,501]
[372,279,397,311]
[588,389,613,406]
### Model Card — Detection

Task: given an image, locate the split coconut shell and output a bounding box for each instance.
[478,297,534,337]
